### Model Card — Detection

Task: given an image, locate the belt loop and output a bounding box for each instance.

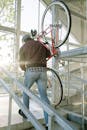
[27,67,46,71]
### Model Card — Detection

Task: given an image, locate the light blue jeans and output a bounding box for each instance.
[23,68,50,125]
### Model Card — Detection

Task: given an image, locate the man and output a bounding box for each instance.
[19,34,51,130]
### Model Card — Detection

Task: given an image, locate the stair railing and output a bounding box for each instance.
[0,66,78,130]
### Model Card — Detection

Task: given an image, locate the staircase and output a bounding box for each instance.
[0,93,87,130]
[0,66,87,130]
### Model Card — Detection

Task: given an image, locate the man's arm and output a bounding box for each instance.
[19,47,26,71]
[46,48,51,58]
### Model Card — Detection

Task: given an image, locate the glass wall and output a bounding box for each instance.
[0,0,16,27]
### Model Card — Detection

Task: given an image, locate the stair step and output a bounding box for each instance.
[61,108,87,130]
[24,128,35,130]
[69,121,81,130]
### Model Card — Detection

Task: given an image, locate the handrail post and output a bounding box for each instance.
[8,94,12,130]
[80,63,85,130]
[48,114,55,130]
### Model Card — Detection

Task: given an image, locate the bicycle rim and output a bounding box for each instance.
[41,1,71,48]
[46,67,63,107]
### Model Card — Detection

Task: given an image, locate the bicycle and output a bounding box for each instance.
[31,0,71,107]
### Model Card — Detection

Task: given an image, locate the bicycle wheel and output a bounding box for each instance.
[46,67,63,107]
[41,0,71,48]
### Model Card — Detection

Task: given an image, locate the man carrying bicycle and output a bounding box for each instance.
[19,33,51,130]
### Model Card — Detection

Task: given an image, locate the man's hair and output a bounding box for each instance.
[22,34,32,42]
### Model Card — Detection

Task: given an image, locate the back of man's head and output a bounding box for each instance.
[22,34,32,43]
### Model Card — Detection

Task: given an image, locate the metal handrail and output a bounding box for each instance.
[0,66,78,130]
[60,45,87,58]
[56,69,87,85]
[0,78,45,130]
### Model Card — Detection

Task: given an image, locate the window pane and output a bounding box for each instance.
[21,0,39,32]
[0,0,15,27]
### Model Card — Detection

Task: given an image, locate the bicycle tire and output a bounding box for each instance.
[46,67,63,107]
[41,0,71,48]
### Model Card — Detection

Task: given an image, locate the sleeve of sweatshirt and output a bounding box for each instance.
[46,48,51,58]
[19,47,26,71]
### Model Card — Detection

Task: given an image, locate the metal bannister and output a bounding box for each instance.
[59,46,87,130]
[60,45,87,58]
[0,66,78,130]
[56,69,87,86]
[0,78,45,130]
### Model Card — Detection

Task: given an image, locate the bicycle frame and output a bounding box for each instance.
[36,26,59,60]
